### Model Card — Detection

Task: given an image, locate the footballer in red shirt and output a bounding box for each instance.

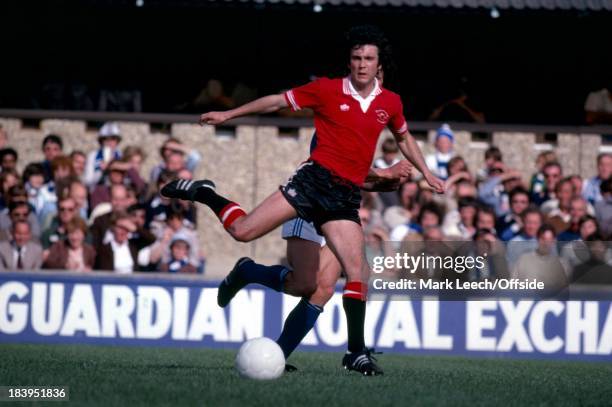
[162,25,444,376]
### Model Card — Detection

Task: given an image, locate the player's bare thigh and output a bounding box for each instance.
[227,190,297,242]
[321,219,369,283]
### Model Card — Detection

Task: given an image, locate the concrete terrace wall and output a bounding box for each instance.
[0,115,609,279]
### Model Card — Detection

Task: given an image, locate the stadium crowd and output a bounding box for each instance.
[0,121,611,285]
[0,122,204,274]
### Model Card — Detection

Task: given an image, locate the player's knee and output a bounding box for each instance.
[229,223,256,242]
[294,281,317,298]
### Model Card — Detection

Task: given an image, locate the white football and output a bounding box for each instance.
[235,337,285,380]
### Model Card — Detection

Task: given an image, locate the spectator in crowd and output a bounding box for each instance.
[529,151,557,203]
[569,174,583,199]
[468,228,508,281]
[475,205,497,232]
[541,176,575,229]
[0,170,19,210]
[122,145,147,183]
[437,156,473,211]
[0,220,43,270]
[374,138,401,170]
[35,155,75,227]
[94,211,155,273]
[22,163,46,213]
[476,146,503,183]
[512,224,569,294]
[478,162,523,217]
[506,206,545,267]
[556,197,589,243]
[0,192,41,241]
[391,202,443,242]
[148,205,202,270]
[90,184,134,248]
[90,159,146,210]
[43,217,95,272]
[530,161,562,206]
[425,124,455,181]
[584,81,612,125]
[40,196,82,249]
[84,122,122,188]
[0,148,18,174]
[382,179,420,230]
[149,138,201,185]
[498,187,530,241]
[583,153,612,205]
[159,234,199,273]
[69,179,89,220]
[373,138,402,208]
[70,150,87,182]
[37,134,64,183]
[442,197,478,239]
[594,176,612,237]
[572,233,612,284]
[561,215,604,271]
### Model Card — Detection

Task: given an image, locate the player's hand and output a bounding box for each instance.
[387,160,412,180]
[425,173,445,194]
[199,111,230,126]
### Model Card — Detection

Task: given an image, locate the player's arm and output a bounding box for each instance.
[394,130,445,193]
[199,94,288,125]
[362,161,412,192]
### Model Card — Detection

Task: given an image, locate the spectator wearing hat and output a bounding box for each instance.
[84,122,122,189]
[37,134,64,183]
[425,124,455,181]
[43,217,95,272]
[159,234,199,274]
[0,220,43,270]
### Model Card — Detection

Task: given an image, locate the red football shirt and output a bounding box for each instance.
[284,77,408,185]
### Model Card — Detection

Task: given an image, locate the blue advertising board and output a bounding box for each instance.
[0,272,610,361]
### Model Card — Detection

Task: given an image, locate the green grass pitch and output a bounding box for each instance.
[0,344,611,406]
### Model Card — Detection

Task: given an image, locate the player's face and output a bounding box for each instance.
[349,45,381,90]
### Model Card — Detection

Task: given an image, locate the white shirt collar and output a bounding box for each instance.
[343,76,382,113]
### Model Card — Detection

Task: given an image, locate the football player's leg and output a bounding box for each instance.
[277,245,341,360]
[163,179,295,242]
[321,220,383,376]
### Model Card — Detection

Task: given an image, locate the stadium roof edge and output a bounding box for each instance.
[209,0,612,10]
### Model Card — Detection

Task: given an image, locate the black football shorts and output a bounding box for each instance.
[280,160,361,235]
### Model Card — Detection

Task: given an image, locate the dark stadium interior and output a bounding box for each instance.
[2,0,610,124]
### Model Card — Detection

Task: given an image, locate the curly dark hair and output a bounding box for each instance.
[344,25,397,89]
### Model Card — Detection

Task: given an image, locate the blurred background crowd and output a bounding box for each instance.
[0,120,611,287]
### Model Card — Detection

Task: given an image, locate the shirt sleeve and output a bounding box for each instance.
[388,97,408,135]
[284,79,322,111]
